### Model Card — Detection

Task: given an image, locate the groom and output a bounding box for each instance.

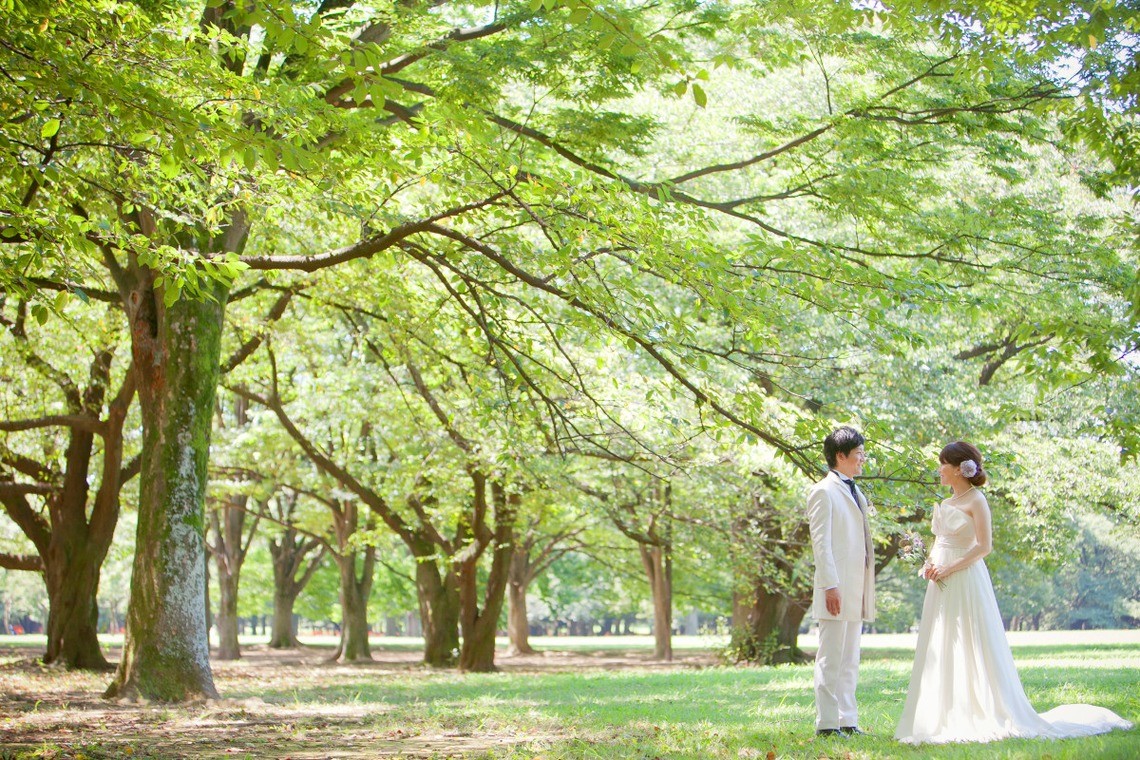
[806,426,875,737]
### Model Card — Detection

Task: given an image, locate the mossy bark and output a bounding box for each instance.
[105,285,225,701]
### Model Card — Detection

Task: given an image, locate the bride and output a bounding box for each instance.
[895,441,1133,744]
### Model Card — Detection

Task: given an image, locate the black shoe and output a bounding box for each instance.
[816,728,845,737]
[840,726,867,736]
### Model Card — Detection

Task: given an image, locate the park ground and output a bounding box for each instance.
[0,631,1137,760]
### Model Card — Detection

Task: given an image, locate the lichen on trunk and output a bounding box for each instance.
[105,283,226,701]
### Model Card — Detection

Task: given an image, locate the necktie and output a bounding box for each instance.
[844,477,872,568]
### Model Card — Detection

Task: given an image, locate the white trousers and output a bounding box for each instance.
[815,619,862,730]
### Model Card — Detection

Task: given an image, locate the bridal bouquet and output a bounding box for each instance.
[897,531,946,590]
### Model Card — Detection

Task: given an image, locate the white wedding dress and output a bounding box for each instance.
[895,490,1133,744]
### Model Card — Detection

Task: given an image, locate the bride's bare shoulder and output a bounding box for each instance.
[964,488,990,514]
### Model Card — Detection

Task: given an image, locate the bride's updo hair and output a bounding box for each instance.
[939,441,987,486]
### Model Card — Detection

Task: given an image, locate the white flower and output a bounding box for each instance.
[959,459,978,478]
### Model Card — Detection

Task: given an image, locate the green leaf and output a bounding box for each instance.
[160,152,180,179]
[692,83,707,108]
[41,119,60,139]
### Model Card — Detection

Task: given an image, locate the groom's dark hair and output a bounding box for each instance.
[824,426,865,468]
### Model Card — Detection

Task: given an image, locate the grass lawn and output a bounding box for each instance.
[0,633,1136,759]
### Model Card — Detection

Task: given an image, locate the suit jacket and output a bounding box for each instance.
[807,470,876,623]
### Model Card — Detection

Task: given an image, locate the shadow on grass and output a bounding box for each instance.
[1,639,1136,759]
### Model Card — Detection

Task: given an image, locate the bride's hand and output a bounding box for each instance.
[929,565,951,583]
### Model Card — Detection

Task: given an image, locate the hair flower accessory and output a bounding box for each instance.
[959,460,978,478]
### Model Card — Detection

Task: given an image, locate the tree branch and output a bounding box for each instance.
[0,415,106,435]
[220,286,299,374]
[0,553,43,572]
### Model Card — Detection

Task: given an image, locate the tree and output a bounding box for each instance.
[324,489,377,663]
[263,489,327,649]
[205,392,264,659]
[505,506,587,656]
[0,300,136,670]
[233,291,534,671]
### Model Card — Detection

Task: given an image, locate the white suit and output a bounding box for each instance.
[807,470,875,731]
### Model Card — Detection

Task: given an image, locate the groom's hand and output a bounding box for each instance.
[825,587,841,616]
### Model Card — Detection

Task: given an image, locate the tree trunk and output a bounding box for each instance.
[41,448,118,671]
[210,492,252,661]
[43,545,110,670]
[214,560,240,660]
[776,594,809,661]
[269,588,300,649]
[415,558,460,667]
[457,483,516,673]
[105,286,226,701]
[505,541,535,656]
[734,583,780,645]
[456,551,506,672]
[267,499,325,650]
[732,580,811,665]
[640,543,672,661]
[210,395,256,661]
[333,548,375,663]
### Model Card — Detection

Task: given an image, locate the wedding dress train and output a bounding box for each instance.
[895,494,1133,744]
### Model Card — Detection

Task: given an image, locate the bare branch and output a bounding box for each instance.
[0,553,43,572]
[0,415,105,435]
[221,286,300,374]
